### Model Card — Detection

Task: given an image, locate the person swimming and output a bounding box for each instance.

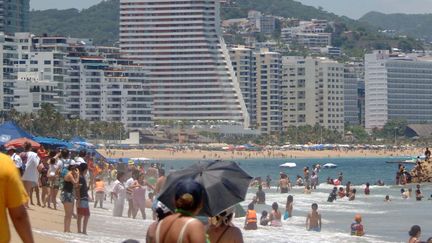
[338,187,346,198]
[284,195,293,220]
[327,187,337,202]
[260,211,269,226]
[364,183,370,195]
[384,195,391,202]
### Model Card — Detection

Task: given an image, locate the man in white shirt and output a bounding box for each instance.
[7,146,23,175]
[21,142,40,208]
[75,150,87,165]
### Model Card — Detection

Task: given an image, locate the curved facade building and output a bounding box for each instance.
[119,0,249,127]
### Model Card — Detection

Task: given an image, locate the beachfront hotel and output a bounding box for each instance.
[119,0,250,127]
[230,46,283,134]
[282,56,345,132]
[365,50,432,130]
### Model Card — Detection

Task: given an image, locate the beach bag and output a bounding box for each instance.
[283,211,289,220]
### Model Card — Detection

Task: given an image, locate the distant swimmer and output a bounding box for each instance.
[349,189,357,201]
[415,184,424,201]
[306,203,321,232]
[350,214,365,236]
[260,211,269,226]
[327,187,337,202]
[401,189,408,199]
[296,175,304,186]
[364,183,370,195]
[408,225,422,243]
[278,174,290,193]
[338,187,346,198]
[256,185,266,204]
[384,195,391,202]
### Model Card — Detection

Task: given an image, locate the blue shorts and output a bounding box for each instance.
[308,227,321,232]
[61,192,74,203]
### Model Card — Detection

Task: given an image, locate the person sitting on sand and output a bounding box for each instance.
[349,189,357,201]
[364,183,370,195]
[384,195,391,202]
[284,195,293,219]
[155,179,206,243]
[208,208,244,243]
[269,202,282,227]
[244,203,258,230]
[327,187,337,202]
[256,185,266,204]
[338,187,346,198]
[260,211,269,226]
[306,203,321,232]
[408,225,422,243]
[350,214,365,236]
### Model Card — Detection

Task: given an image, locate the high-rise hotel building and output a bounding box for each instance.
[0,0,29,33]
[119,0,249,127]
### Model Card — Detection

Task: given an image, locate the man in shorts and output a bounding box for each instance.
[306,203,321,232]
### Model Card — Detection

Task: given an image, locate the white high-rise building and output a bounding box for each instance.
[119,0,249,127]
[365,50,432,130]
[282,56,344,132]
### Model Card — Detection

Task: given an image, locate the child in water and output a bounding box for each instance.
[260,211,269,226]
[284,195,293,220]
[364,183,370,195]
[306,203,321,232]
[384,195,391,202]
[349,189,357,201]
[350,214,365,236]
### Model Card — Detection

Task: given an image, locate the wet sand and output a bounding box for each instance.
[98,148,422,160]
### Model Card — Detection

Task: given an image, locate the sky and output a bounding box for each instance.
[30,0,432,19]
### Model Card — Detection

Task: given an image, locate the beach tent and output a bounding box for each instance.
[0,121,33,146]
[70,136,87,143]
[5,137,40,149]
[33,136,73,149]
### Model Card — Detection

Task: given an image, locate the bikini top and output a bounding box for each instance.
[155,217,196,243]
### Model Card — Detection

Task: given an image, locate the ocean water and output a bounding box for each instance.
[34,157,432,243]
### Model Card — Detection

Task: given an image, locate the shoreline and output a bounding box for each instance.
[97,148,422,161]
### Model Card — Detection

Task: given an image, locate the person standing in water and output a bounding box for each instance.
[306,203,321,232]
[256,185,265,204]
[408,225,422,243]
[269,202,282,227]
[284,195,293,219]
[350,214,365,236]
[244,203,258,230]
[415,184,424,201]
[364,183,370,195]
[278,174,290,193]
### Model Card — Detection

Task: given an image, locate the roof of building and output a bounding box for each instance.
[405,124,432,138]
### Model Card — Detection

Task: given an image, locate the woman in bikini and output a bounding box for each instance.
[269,202,282,227]
[208,208,244,243]
[154,179,207,243]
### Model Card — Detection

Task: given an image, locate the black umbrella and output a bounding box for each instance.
[157,160,253,217]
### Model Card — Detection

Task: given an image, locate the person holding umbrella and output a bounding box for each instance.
[154,179,207,243]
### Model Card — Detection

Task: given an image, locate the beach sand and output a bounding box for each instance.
[98,148,422,161]
[9,206,63,243]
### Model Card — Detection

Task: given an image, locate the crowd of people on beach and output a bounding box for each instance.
[1,144,432,243]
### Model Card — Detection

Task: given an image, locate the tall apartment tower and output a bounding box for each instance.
[0,0,29,33]
[365,50,432,130]
[119,0,249,127]
[282,56,344,132]
[344,62,364,126]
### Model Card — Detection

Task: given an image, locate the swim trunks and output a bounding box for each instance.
[281,187,288,193]
[308,227,321,232]
[77,199,90,216]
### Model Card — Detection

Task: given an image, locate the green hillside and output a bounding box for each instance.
[28,0,425,55]
[29,0,119,46]
[360,11,432,41]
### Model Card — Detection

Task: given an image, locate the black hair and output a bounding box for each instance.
[117,171,125,181]
[287,195,293,203]
[174,179,204,212]
[261,210,268,219]
[409,225,421,237]
[61,149,70,159]
[352,189,357,194]
[312,203,318,209]
[248,202,254,210]
[24,142,32,151]
[79,150,87,157]
[78,163,88,173]
[156,207,172,221]
[272,202,278,211]
[159,168,165,176]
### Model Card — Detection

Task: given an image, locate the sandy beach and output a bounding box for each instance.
[98,148,422,161]
[9,206,63,243]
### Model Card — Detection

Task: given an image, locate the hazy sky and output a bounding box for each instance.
[30,0,432,19]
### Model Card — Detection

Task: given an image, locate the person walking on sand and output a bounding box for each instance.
[408,225,422,243]
[0,153,35,243]
[112,171,127,217]
[61,162,80,233]
[94,177,105,208]
[37,156,50,207]
[306,203,321,232]
[76,163,90,234]
[21,142,40,208]
[132,173,154,219]
[208,208,244,243]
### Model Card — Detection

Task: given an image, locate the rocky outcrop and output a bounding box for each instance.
[410,160,432,183]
